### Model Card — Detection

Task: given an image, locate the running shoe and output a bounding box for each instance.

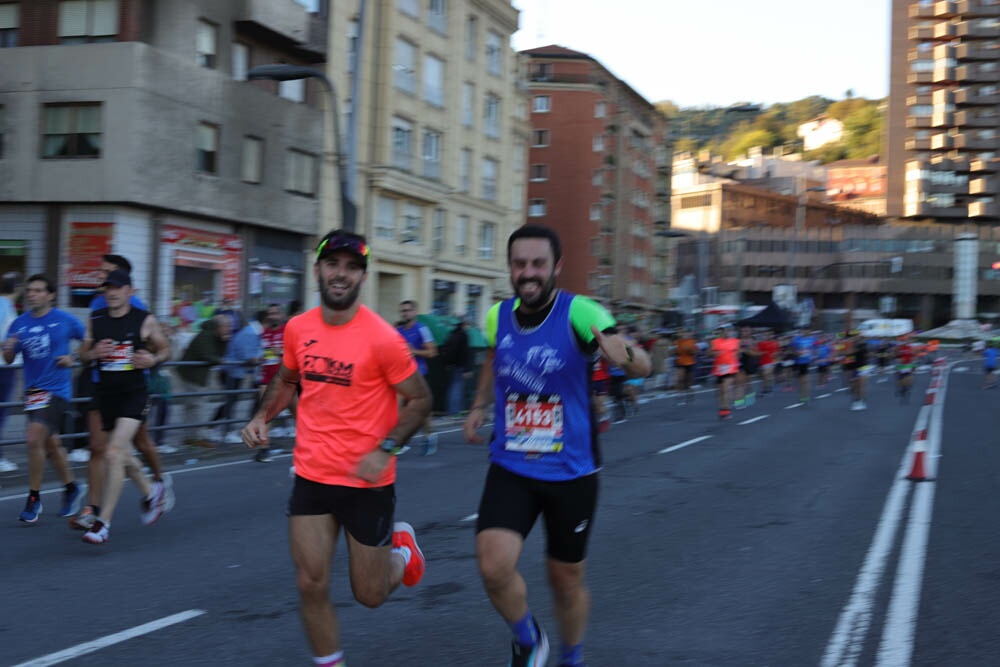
[254,448,273,463]
[59,484,86,518]
[0,456,19,472]
[82,521,110,544]
[718,409,732,420]
[19,494,42,523]
[160,473,176,514]
[422,433,438,456]
[70,505,97,531]
[140,476,172,525]
[66,448,90,463]
[509,619,549,667]
[392,521,425,587]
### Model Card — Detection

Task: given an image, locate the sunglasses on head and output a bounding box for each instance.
[316,234,370,263]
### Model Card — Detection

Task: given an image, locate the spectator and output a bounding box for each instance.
[254,303,289,461]
[214,312,263,444]
[397,300,438,455]
[286,299,304,321]
[174,314,232,446]
[214,298,245,334]
[0,271,22,472]
[442,316,472,415]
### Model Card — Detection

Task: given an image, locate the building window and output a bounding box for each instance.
[513,141,525,172]
[481,157,498,201]
[528,199,546,217]
[241,136,263,184]
[392,116,414,170]
[459,147,472,193]
[456,215,469,256]
[593,134,604,152]
[532,129,550,147]
[484,93,500,139]
[59,0,119,44]
[285,148,317,196]
[42,103,102,159]
[195,122,219,173]
[464,15,476,61]
[0,105,5,157]
[0,3,18,48]
[511,181,523,212]
[532,62,552,80]
[398,0,419,17]
[375,195,396,240]
[432,208,445,254]
[279,78,305,103]
[485,30,502,75]
[423,54,445,107]
[595,101,607,118]
[478,221,495,260]
[394,38,417,93]
[590,204,601,221]
[530,164,548,182]
[232,42,249,81]
[592,169,603,186]
[422,129,442,180]
[401,202,422,244]
[462,82,475,127]
[532,95,551,113]
[428,0,446,33]
[195,19,217,68]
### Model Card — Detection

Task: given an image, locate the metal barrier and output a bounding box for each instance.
[0,360,267,449]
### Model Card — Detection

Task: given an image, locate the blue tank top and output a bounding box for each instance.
[489,291,598,481]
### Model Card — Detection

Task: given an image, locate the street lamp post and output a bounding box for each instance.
[248,64,357,231]
[787,180,826,300]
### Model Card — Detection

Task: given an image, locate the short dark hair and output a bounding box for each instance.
[286,299,302,317]
[26,273,56,295]
[0,271,21,294]
[507,224,562,264]
[255,309,268,324]
[103,254,132,273]
[400,299,417,309]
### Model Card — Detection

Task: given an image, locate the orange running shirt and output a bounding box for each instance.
[282,305,417,488]
[675,337,698,367]
[711,337,740,376]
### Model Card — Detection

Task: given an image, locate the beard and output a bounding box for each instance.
[320,280,361,311]
[514,271,557,311]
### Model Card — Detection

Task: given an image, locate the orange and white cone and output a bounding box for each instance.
[906,429,931,482]
[924,389,936,405]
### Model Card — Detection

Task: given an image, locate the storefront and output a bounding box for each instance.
[247,228,306,316]
[432,279,457,316]
[65,222,114,308]
[160,224,243,331]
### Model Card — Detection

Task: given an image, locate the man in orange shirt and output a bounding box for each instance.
[673,329,699,406]
[710,324,740,419]
[241,230,432,667]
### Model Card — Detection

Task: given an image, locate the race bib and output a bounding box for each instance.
[24,389,52,412]
[716,364,735,375]
[503,392,564,453]
[103,342,135,371]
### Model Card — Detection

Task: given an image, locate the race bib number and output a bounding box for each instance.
[24,389,52,411]
[503,392,564,453]
[716,364,735,375]
[103,342,135,371]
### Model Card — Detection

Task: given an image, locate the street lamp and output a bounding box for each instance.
[787,181,826,294]
[659,229,709,331]
[248,64,357,231]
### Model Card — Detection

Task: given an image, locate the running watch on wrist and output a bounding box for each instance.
[379,438,404,456]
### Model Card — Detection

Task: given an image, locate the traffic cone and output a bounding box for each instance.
[924,389,935,405]
[906,432,931,481]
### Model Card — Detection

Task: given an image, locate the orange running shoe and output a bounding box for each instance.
[392,521,425,587]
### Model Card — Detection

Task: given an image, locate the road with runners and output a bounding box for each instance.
[0,355,997,666]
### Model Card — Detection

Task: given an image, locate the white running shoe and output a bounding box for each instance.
[82,522,110,544]
[67,449,90,463]
[0,457,18,472]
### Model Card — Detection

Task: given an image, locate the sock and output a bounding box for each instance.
[65,481,78,494]
[392,545,411,565]
[92,519,108,531]
[93,505,101,516]
[509,611,538,646]
[560,642,584,666]
[29,489,40,499]
[313,650,345,666]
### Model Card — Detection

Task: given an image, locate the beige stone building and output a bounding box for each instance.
[326,0,529,325]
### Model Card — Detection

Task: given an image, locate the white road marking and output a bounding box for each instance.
[738,415,769,425]
[658,435,711,454]
[817,393,832,399]
[785,402,804,409]
[10,610,206,667]
[461,513,478,522]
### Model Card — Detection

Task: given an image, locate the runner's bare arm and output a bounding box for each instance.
[254,363,300,424]
[463,347,496,443]
[77,317,96,362]
[590,325,651,379]
[135,314,170,368]
[390,369,432,444]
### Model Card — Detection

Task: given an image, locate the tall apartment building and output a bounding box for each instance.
[0,0,327,323]
[521,45,667,312]
[325,0,529,326]
[886,0,1000,222]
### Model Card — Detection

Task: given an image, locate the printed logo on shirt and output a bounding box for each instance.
[498,334,514,349]
[304,339,318,348]
[302,353,354,386]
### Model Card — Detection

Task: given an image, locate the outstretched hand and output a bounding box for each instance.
[591,324,631,367]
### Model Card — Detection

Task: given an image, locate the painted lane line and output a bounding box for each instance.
[11,609,206,667]
[738,415,769,426]
[784,403,804,409]
[658,435,711,455]
[835,387,848,392]
[461,513,478,522]
[817,393,832,399]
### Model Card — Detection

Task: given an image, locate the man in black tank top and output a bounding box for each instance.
[77,270,173,545]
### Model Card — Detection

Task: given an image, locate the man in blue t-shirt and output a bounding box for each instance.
[789,330,817,402]
[2,274,86,523]
[396,300,438,455]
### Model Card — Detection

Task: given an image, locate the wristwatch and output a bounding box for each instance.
[379,438,404,456]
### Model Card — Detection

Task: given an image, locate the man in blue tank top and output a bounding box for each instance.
[463,225,651,667]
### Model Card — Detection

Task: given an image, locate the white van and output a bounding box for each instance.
[858,318,914,338]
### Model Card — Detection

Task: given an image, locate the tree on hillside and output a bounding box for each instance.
[842,104,884,159]
[827,97,871,121]
[722,128,777,160]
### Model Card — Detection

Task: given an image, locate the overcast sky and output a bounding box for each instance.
[511,0,890,108]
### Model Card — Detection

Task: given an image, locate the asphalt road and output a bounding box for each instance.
[1,356,997,666]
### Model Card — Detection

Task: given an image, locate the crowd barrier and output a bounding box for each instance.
[0,360,264,450]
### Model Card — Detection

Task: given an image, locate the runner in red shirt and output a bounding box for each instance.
[756,329,781,394]
[711,324,740,419]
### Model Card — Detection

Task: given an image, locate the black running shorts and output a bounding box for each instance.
[24,392,69,432]
[476,463,599,563]
[287,475,396,547]
[96,389,150,432]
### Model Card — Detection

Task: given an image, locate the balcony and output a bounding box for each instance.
[930,110,954,127]
[956,0,1000,15]
[956,64,1000,83]
[969,157,998,173]
[954,132,1000,151]
[906,115,933,129]
[234,0,323,62]
[969,176,996,194]
[933,0,958,18]
[968,200,1000,218]
[954,87,1000,105]
[930,133,954,150]
[956,19,998,38]
[907,71,934,85]
[906,136,932,151]
[932,64,956,84]
[909,1,936,18]
[932,21,956,39]
[906,93,933,107]
[955,42,999,60]
[909,24,936,40]
[954,109,998,126]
